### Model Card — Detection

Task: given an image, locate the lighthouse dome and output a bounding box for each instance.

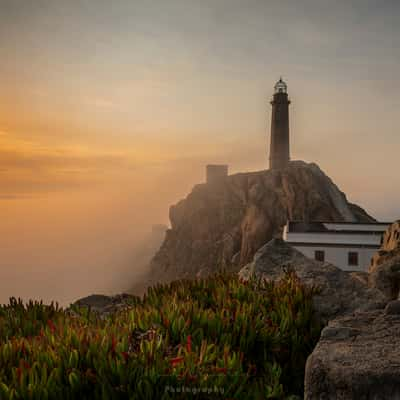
[274,77,287,94]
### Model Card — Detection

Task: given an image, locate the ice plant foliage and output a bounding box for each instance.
[0,272,321,399]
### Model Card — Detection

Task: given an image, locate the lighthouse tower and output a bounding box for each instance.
[269,78,290,170]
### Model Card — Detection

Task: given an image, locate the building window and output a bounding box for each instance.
[348,252,359,266]
[315,250,325,262]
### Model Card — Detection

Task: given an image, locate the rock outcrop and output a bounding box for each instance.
[304,222,400,399]
[238,238,385,323]
[305,301,400,400]
[71,293,138,317]
[150,161,375,284]
[369,220,400,300]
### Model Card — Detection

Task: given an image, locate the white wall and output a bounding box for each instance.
[293,245,377,272]
[286,232,382,246]
[282,222,387,271]
[322,223,390,232]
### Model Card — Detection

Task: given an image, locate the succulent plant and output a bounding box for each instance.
[0,272,321,399]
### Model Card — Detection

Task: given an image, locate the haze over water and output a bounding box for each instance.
[0,0,399,305]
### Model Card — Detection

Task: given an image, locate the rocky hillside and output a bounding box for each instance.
[238,238,385,324]
[149,161,375,283]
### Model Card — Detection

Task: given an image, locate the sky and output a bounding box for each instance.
[0,0,399,305]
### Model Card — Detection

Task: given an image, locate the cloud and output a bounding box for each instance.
[0,131,136,197]
[0,194,32,200]
[0,148,126,172]
[0,129,131,168]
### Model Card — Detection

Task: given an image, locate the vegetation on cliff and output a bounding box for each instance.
[0,273,321,399]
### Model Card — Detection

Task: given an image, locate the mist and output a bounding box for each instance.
[1,150,398,307]
[0,161,204,306]
[1,0,399,306]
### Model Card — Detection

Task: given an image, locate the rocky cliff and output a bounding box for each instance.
[149,161,375,283]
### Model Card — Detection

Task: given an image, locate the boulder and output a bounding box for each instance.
[71,293,138,317]
[305,302,400,399]
[238,238,386,323]
[369,220,400,300]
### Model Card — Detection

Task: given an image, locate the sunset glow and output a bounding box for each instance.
[1,0,399,304]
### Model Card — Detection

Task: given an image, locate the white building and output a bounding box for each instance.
[283,221,391,271]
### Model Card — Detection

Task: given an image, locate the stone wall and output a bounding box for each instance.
[206,164,228,184]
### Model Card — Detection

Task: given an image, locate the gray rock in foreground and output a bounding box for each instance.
[238,238,386,323]
[305,301,400,400]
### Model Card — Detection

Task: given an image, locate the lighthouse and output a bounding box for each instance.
[269,78,290,170]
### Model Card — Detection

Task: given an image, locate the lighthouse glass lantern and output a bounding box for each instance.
[274,78,287,94]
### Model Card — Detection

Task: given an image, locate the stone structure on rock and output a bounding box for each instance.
[206,164,228,184]
[238,238,385,324]
[269,77,291,170]
[369,220,400,300]
[149,161,375,285]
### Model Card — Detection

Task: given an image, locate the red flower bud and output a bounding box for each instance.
[186,335,192,353]
[215,367,227,375]
[170,356,184,367]
[47,319,56,333]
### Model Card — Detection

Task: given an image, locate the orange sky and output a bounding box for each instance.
[0,0,399,304]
